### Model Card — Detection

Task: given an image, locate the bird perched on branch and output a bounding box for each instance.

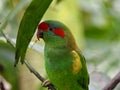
[37,20,89,90]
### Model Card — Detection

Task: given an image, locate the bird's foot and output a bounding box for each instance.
[42,80,51,87]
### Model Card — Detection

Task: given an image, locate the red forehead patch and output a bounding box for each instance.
[38,22,49,31]
[53,28,65,38]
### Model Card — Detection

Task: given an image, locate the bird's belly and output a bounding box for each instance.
[45,57,82,90]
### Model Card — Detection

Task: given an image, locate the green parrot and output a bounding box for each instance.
[37,20,89,90]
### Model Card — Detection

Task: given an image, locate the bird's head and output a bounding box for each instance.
[37,20,76,48]
[37,20,66,39]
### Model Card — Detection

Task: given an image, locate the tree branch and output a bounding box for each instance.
[103,71,120,90]
[1,31,15,48]
[1,31,56,90]
[24,60,56,90]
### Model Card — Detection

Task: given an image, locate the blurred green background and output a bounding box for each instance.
[0,0,120,90]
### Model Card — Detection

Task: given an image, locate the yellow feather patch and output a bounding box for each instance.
[71,50,82,74]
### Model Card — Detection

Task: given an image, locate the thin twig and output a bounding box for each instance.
[1,31,15,48]
[103,71,120,90]
[24,61,56,90]
[24,60,45,82]
[1,31,56,90]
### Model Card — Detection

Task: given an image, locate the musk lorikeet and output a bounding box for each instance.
[37,20,89,90]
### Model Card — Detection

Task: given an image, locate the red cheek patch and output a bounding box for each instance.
[53,28,65,38]
[38,22,49,32]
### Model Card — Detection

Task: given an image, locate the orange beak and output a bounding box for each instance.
[37,30,43,40]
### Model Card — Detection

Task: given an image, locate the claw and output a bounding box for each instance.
[42,80,51,87]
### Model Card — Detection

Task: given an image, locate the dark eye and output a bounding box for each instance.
[49,28,53,31]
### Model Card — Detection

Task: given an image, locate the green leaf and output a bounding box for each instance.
[15,0,53,66]
[0,40,19,90]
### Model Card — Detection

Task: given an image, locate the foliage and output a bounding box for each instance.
[80,0,120,76]
[15,0,52,65]
[0,40,19,90]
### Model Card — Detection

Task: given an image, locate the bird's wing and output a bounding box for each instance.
[71,50,89,90]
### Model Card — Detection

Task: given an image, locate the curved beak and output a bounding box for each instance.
[37,30,43,40]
